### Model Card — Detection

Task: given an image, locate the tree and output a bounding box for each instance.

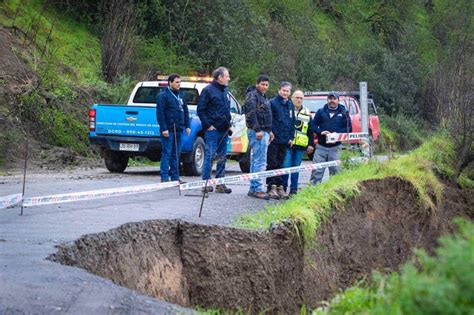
[100,0,137,83]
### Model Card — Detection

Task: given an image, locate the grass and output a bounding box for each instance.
[0,0,102,85]
[236,135,453,244]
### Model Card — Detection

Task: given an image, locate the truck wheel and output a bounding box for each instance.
[183,137,205,176]
[239,147,251,173]
[104,151,129,173]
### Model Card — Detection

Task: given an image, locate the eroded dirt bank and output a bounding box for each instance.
[49,177,473,313]
[50,220,304,313]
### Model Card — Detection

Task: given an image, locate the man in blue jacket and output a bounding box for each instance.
[197,67,233,194]
[266,81,295,199]
[310,92,352,184]
[156,73,190,183]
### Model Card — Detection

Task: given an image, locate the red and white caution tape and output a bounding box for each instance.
[1,160,341,208]
[0,193,23,210]
[21,181,179,207]
[326,132,369,143]
[180,160,341,190]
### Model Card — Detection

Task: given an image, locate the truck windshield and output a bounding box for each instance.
[303,99,326,113]
[133,87,199,105]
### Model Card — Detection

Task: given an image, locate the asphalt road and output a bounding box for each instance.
[0,161,319,314]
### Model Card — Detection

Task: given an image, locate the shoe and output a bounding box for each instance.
[268,185,280,199]
[215,184,232,194]
[161,178,170,183]
[277,186,289,199]
[248,191,270,200]
[289,189,298,196]
[201,186,214,193]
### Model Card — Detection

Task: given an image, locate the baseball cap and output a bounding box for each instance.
[328,91,339,99]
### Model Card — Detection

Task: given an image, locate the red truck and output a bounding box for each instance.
[303,91,380,146]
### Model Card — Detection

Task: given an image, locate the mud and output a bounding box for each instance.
[50,177,473,313]
[50,220,304,313]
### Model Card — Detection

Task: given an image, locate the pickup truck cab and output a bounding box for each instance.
[89,77,250,174]
[303,91,380,146]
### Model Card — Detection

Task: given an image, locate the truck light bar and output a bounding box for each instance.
[156,75,213,83]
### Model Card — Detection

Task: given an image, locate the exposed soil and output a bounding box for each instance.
[50,177,473,313]
[50,220,304,314]
[303,177,473,307]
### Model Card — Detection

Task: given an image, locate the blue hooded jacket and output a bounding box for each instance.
[270,94,295,145]
[156,87,190,132]
[197,80,232,131]
[311,103,352,147]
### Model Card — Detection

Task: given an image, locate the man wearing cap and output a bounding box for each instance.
[310,92,351,184]
[156,73,191,183]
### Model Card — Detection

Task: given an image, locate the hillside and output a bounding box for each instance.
[0,0,472,175]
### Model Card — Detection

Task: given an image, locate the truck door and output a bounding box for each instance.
[228,94,248,154]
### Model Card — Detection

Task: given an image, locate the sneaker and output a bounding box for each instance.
[277,186,289,199]
[289,189,298,196]
[215,184,232,194]
[268,185,280,199]
[161,178,170,183]
[248,191,270,200]
[201,186,214,193]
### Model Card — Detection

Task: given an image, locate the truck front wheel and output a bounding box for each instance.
[239,147,251,173]
[183,137,205,176]
[104,150,129,173]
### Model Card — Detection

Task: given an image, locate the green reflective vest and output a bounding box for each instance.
[294,107,311,147]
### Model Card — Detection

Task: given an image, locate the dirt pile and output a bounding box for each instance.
[50,177,473,313]
[50,220,304,313]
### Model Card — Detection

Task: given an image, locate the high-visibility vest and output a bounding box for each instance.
[294,107,311,147]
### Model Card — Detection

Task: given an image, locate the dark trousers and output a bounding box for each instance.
[266,142,287,188]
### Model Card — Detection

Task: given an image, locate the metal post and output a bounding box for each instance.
[360,82,368,134]
[20,137,28,216]
[173,123,181,196]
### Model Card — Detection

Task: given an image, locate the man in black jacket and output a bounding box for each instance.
[244,75,274,200]
[197,67,233,194]
[156,73,190,183]
[310,92,352,184]
[267,81,295,199]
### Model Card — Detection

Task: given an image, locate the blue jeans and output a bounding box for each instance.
[310,144,341,184]
[202,130,228,180]
[248,130,270,193]
[282,148,305,191]
[160,131,182,181]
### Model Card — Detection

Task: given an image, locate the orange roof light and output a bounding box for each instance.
[156,75,212,83]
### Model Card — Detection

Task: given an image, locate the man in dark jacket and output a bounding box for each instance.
[310,91,352,184]
[197,66,233,194]
[244,75,274,200]
[156,73,190,182]
[266,81,295,199]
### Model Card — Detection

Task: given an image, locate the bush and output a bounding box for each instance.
[315,218,474,315]
[377,113,432,152]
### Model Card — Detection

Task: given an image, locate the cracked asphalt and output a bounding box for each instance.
[1,161,318,314]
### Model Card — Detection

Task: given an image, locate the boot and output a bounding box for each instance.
[215,184,232,194]
[268,185,280,199]
[277,185,289,200]
[201,186,214,193]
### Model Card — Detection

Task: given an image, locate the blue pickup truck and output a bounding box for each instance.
[89,77,250,175]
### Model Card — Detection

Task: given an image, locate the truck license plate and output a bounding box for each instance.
[119,143,139,151]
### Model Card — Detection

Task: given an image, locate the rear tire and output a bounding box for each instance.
[239,147,251,173]
[104,150,129,173]
[183,137,205,176]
